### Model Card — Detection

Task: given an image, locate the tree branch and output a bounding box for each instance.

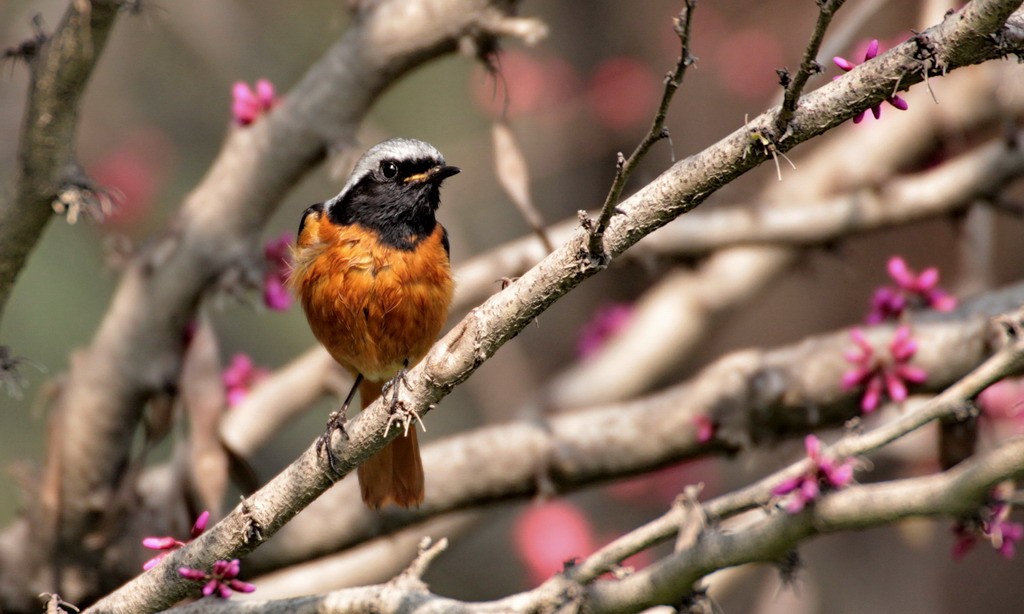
[0,0,122,328]
[775,0,846,133]
[585,0,696,260]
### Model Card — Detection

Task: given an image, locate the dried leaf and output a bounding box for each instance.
[492,121,553,252]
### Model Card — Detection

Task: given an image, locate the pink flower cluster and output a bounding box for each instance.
[179,558,256,598]
[867,256,956,323]
[222,354,269,407]
[952,501,1024,561]
[842,326,927,413]
[232,79,276,126]
[263,233,293,312]
[840,256,956,413]
[833,40,909,124]
[141,511,209,571]
[772,435,855,514]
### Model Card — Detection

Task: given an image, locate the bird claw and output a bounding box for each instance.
[381,367,412,403]
[382,368,425,437]
[316,410,348,472]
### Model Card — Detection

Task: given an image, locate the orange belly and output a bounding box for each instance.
[291,221,453,382]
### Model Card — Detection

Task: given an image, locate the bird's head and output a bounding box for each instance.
[319,139,459,247]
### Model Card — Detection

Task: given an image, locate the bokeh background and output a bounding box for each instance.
[2,1,1024,612]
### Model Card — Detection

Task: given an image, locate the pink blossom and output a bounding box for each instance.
[880,256,957,316]
[263,233,293,311]
[232,78,277,126]
[179,558,256,598]
[514,501,595,586]
[771,435,855,514]
[866,286,907,324]
[842,326,928,413]
[577,303,634,358]
[833,40,909,123]
[141,511,209,571]
[222,354,269,407]
[952,501,1024,561]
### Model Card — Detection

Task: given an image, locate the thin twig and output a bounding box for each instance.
[585,0,697,260]
[775,0,847,135]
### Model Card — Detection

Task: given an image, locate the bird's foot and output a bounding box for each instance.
[316,409,348,472]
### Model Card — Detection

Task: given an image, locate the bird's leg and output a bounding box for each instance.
[382,358,424,436]
[317,373,362,472]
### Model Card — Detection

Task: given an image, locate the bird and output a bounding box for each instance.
[288,138,458,508]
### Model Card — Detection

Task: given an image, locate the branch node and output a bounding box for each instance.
[39,593,79,614]
[401,536,449,581]
[50,173,120,224]
[240,497,264,545]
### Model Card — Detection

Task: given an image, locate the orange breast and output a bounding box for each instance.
[290,216,453,382]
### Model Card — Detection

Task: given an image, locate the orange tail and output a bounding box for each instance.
[356,378,424,509]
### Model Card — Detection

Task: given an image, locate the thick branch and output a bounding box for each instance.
[0,0,121,328]
[569,314,1024,588]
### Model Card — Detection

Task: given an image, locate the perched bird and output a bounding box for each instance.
[289,138,458,508]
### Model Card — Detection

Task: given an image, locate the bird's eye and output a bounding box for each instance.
[380,161,399,180]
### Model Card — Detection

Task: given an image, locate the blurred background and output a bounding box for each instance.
[2,0,1024,612]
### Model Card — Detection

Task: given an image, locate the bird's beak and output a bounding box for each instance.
[405,165,461,184]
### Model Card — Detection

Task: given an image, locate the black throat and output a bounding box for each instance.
[327,176,440,251]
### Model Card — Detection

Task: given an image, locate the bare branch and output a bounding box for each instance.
[0,1,121,327]
[585,0,697,261]
[569,312,1024,589]
[220,347,349,458]
[775,0,847,134]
